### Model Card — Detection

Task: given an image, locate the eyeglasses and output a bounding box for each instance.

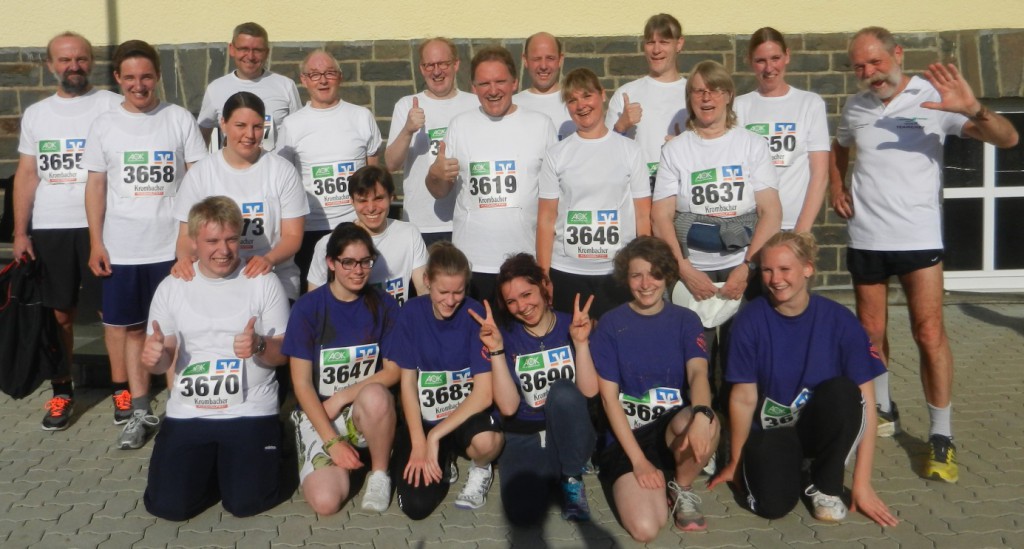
[335,257,374,270]
[690,88,727,99]
[420,60,455,71]
[303,70,341,82]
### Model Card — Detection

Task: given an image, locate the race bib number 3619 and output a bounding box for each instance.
[468,160,521,209]
[418,368,474,422]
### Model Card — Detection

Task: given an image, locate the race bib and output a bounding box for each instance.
[647,162,659,190]
[514,345,576,408]
[747,122,797,167]
[37,137,86,184]
[239,201,267,253]
[374,277,407,306]
[318,343,379,398]
[619,387,682,430]
[177,358,244,410]
[261,114,276,151]
[308,160,356,209]
[760,388,811,430]
[427,127,446,157]
[688,165,752,217]
[418,368,474,422]
[120,150,178,197]
[563,209,622,260]
[467,159,522,209]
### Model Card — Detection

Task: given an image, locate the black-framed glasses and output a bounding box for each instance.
[335,257,374,270]
[303,70,341,82]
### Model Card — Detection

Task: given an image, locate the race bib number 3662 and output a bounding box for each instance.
[468,160,521,209]
[619,387,682,430]
[177,359,243,410]
[318,344,379,398]
[418,368,474,422]
[515,345,575,408]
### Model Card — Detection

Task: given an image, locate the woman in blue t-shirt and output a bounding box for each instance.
[282,223,400,515]
[710,232,898,527]
[388,241,503,519]
[468,253,597,525]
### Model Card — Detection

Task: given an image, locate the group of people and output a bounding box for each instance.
[12,12,1017,540]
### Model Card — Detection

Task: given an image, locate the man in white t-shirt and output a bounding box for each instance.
[427,46,556,300]
[385,37,477,246]
[277,49,382,291]
[13,32,120,431]
[196,22,302,152]
[830,26,1018,484]
[513,32,574,140]
[606,13,689,190]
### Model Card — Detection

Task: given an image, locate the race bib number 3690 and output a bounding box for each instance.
[318,344,379,398]
[468,160,521,209]
[418,368,474,422]
[515,345,575,408]
[619,387,682,430]
[177,359,243,410]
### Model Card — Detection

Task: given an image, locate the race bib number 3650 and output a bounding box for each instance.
[318,344,379,398]
[177,359,243,410]
[515,345,575,408]
[619,387,682,430]
[746,122,797,167]
[418,368,474,422]
[468,160,521,209]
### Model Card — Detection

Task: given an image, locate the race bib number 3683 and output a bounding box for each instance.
[177,359,243,410]
[318,344,379,398]
[468,160,521,209]
[515,345,575,408]
[619,387,682,430]
[418,368,474,422]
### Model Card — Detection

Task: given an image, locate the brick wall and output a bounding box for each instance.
[2,29,1022,285]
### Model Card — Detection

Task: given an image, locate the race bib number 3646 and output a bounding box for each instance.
[563,209,621,260]
[418,368,474,422]
[177,359,243,410]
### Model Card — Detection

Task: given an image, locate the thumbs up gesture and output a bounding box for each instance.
[234,316,260,359]
[616,92,643,132]
[404,96,426,134]
[142,320,166,369]
[428,140,459,185]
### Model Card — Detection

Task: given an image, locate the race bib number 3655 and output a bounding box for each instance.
[619,387,682,430]
[418,368,474,422]
[318,344,379,398]
[515,345,575,408]
[38,138,86,184]
[177,359,243,410]
[468,160,521,209]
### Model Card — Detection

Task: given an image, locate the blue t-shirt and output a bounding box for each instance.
[282,285,399,400]
[727,295,886,431]
[592,302,707,439]
[501,311,577,425]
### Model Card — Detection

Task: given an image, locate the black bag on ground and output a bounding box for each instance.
[0,257,66,399]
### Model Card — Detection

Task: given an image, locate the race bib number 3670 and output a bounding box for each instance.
[418,368,474,422]
[468,160,521,209]
[515,345,575,408]
[177,359,243,410]
[619,387,682,430]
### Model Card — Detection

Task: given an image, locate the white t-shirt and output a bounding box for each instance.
[538,131,650,275]
[606,76,689,188]
[276,101,383,231]
[514,89,575,141]
[836,76,967,251]
[654,128,779,271]
[81,102,207,264]
[307,219,428,305]
[387,91,478,234]
[196,70,302,151]
[735,87,830,230]
[17,89,121,229]
[173,150,310,300]
[148,264,289,420]
[446,107,556,273]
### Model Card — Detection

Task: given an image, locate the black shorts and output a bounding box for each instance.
[548,268,631,320]
[469,271,498,303]
[847,248,943,283]
[31,228,100,310]
[596,408,681,484]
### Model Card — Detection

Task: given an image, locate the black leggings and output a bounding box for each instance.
[739,376,865,520]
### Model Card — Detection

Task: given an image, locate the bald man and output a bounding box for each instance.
[513,32,574,140]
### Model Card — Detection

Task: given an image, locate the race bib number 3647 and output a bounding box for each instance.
[318,344,379,398]
[418,368,474,422]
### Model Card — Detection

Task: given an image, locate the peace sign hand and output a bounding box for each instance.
[468,300,504,353]
[569,293,594,344]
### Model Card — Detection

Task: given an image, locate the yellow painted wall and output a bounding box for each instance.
[5,0,1024,47]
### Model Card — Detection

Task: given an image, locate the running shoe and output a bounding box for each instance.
[117,409,160,450]
[454,464,493,509]
[804,484,847,522]
[876,400,901,437]
[448,459,459,484]
[41,395,73,431]
[924,434,958,483]
[360,470,392,512]
[668,481,707,532]
[112,389,133,425]
[560,476,591,521]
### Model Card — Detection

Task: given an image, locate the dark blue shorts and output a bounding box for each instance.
[100,260,174,326]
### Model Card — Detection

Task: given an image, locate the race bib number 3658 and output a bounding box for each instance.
[418,368,474,422]
[177,359,243,410]
[619,387,682,430]
[121,150,177,197]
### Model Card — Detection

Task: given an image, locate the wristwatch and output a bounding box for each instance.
[254,335,267,356]
[745,260,758,272]
[693,405,715,422]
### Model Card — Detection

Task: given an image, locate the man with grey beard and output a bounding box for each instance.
[13,31,122,431]
[829,26,1017,484]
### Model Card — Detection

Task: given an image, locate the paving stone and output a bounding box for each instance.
[933,532,1009,549]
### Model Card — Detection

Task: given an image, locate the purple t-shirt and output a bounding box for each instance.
[500,311,577,425]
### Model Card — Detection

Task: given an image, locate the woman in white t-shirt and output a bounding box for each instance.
[734,27,830,233]
[172,91,307,300]
[537,68,651,318]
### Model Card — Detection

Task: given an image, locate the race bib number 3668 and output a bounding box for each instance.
[177,359,243,410]
[418,368,474,422]
[619,387,682,430]
[515,345,575,408]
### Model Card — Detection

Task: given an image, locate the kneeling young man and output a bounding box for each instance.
[141,196,290,520]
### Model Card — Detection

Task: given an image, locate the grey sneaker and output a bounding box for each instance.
[448,459,459,484]
[805,484,847,522]
[668,481,707,532]
[454,464,493,509]
[360,470,391,512]
[118,409,160,450]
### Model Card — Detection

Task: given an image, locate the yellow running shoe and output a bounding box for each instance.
[924,434,958,483]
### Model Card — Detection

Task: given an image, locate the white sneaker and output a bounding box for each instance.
[360,470,391,512]
[805,484,847,522]
[454,464,493,509]
[117,409,160,450]
[448,460,459,484]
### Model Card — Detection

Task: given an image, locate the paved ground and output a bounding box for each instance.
[1,292,1023,548]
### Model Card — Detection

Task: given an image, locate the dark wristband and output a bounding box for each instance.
[488,349,505,356]
[693,405,715,422]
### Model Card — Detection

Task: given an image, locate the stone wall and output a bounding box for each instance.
[1,29,1022,285]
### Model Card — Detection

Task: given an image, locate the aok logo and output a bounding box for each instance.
[495,160,516,175]
[39,140,61,153]
[722,165,744,182]
[323,349,351,366]
[312,165,334,178]
[470,162,490,176]
[691,168,716,185]
[242,203,265,217]
[428,128,447,140]
[124,151,149,165]
[421,372,447,387]
[647,162,659,176]
[182,361,211,376]
[654,388,681,404]
[154,151,175,165]
[597,210,619,226]
[65,138,86,151]
[518,355,544,372]
[567,211,592,225]
[746,123,769,136]
[774,122,796,135]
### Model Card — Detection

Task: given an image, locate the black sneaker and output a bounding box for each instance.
[41,395,73,431]
[112,389,133,425]
[876,400,900,437]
